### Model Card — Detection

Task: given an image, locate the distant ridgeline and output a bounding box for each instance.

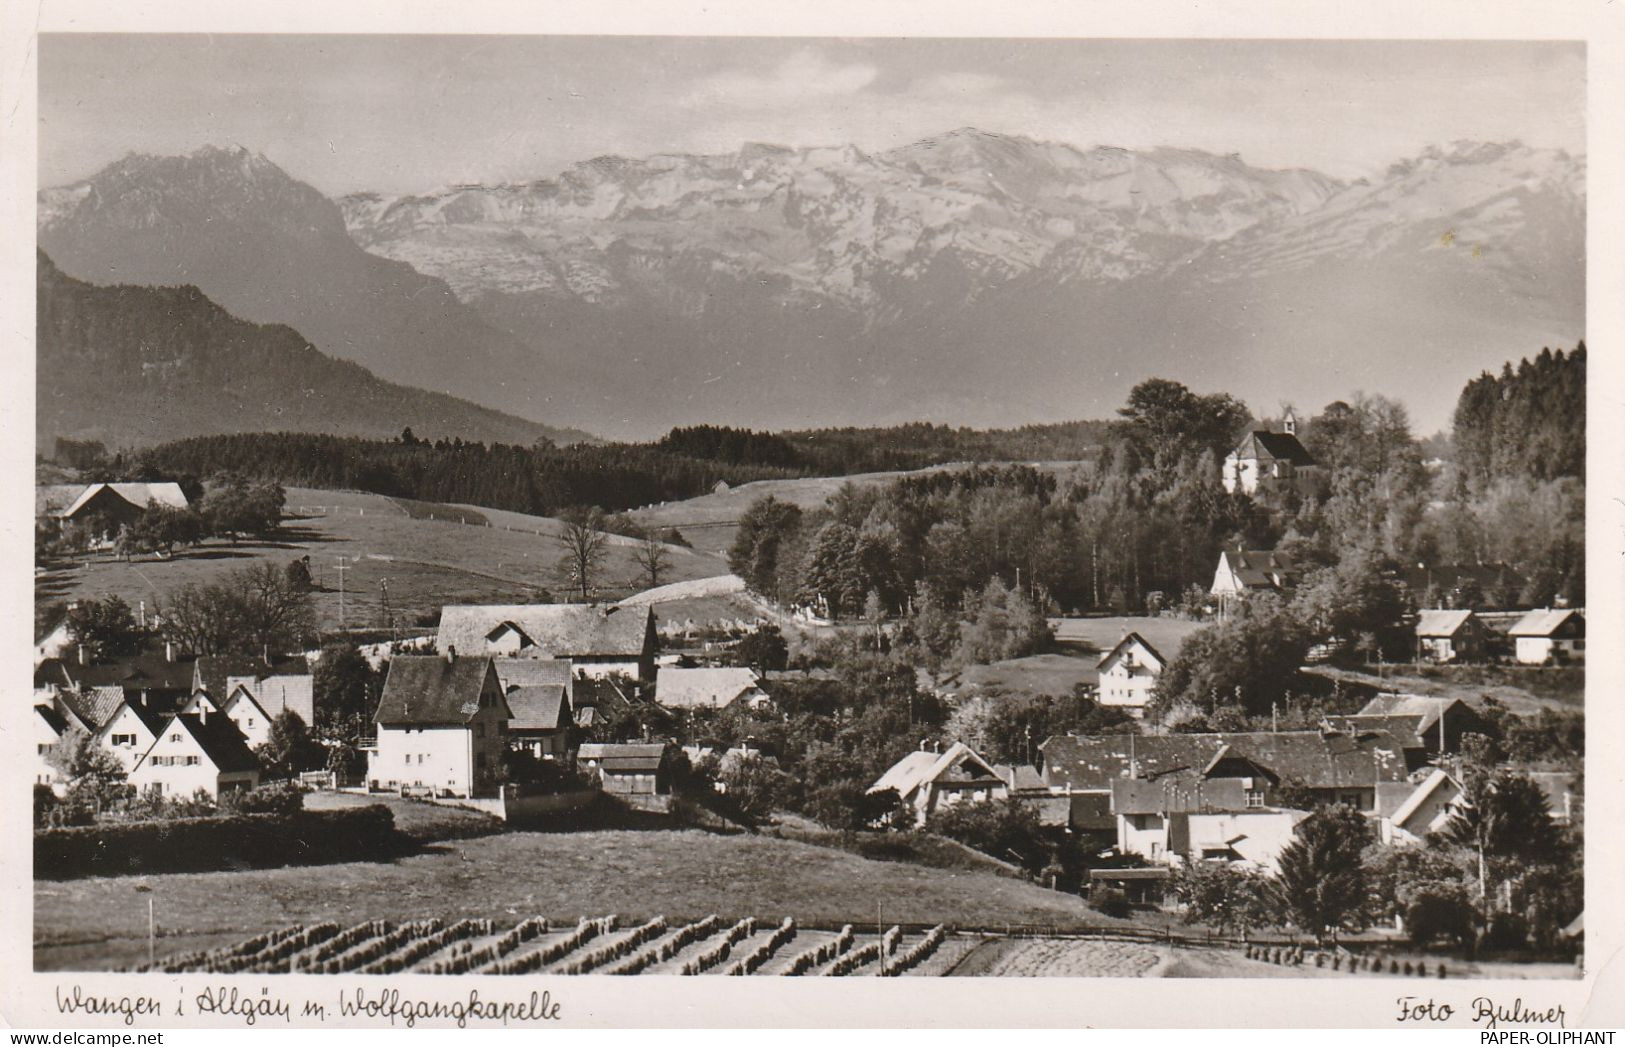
[1451,343,1585,491]
[135,421,1109,518]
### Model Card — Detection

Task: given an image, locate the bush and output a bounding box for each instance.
[1090,886,1132,919]
[1404,889,1477,949]
[220,781,304,816]
[1481,913,1531,953]
[35,805,399,878]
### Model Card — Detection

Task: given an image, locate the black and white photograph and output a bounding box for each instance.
[2,1,1620,1030]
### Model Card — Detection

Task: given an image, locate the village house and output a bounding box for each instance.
[219,685,276,749]
[504,684,574,761]
[577,742,676,798]
[368,653,511,798]
[34,705,68,788]
[436,604,658,682]
[1095,632,1170,718]
[1210,548,1298,602]
[1328,693,1492,763]
[128,710,262,800]
[36,643,197,715]
[655,666,772,712]
[867,741,1010,828]
[1414,609,1486,663]
[94,694,168,773]
[1379,768,1464,845]
[55,482,190,545]
[1221,412,1320,496]
[194,654,313,719]
[1508,608,1585,664]
[1040,728,1412,826]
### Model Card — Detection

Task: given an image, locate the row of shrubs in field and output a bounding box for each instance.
[359,920,495,974]
[1244,944,1449,978]
[783,925,855,976]
[433,917,551,975]
[555,917,669,975]
[36,806,400,879]
[826,926,903,976]
[680,918,758,975]
[605,916,725,975]
[880,925,947,977]
[481,916,619,976]
[724,918,797,976]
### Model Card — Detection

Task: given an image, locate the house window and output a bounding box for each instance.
[186,756,200,766]
[112,733,134,747]
[38,743,51,755]
[170,733,181,742]
[1246,790,1265,809]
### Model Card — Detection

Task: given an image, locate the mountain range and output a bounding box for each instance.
[35,251,590,449]
[39,131,1585,440]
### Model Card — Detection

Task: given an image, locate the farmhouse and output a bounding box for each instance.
[1508,608,1585,664]
[868,742,1009,827]
[1095,632,1169,718]
[368,654,511,798]
[1329,693,1491,761]
[1210,548,1298,601]
[1040,728,1412,817]
[504,684,573,760]
[1221,413,1319,496]
[56,482,190,544]
[577,742,675,797]
[436,604,657,682]
[655,667,771,711]
[1414,609,1486,663]
[128,711,262,799]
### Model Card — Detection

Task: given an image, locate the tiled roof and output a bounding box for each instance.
[492,658,574,694]
[505,685,571,733]
[655,667,764,709]
[195,654,307,704]
[1219,549,1298,590]
[1111,776,1250,815]
[1096,632,1169,672]
[437,604,653,659]
[1234,430,1317,466]
[868,742,1003,799]
[1040,730,1411,792]
[578,742,669,773]
[60,686,130,732]
[162,713,261,774]
[374,656,501,726]
[1415,609,1477,637]
[1509,608,1584,638]
[42,651,197,695]
[60,482,189,518]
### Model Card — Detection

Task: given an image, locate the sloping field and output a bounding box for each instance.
[34,828,1116,972]
[37,487,729,633]
[1047,616,1208,660]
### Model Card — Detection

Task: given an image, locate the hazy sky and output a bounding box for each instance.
[40,36,1584,195]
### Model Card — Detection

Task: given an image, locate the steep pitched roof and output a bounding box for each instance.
[1111,776,1251,815]
[1388,768,1462,831]
[374,656,502,726]
[655,667,764,709]
[578,742,669,772]
[1232,431,1317,466]
[58,685,130,732]
[437,604,654,659]
[1096,631,1168,672]
[229,673,315,725]
[505,686,571,733]
[1415,609,1477,638]
[43,650,197,695]
[155,713,261,774]
[868,742,1004,800]
[1350,693,1467,738]
[60,482,189,518]
[492,658,574,695]
[194,654,308,704]
[1509,608,1584,638]
[992,763,1046,792]
[36,704,68,736]
[1040,730,1411,792]
[1218,549,1298,590]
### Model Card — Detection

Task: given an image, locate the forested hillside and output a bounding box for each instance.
[1452,344,1586,489]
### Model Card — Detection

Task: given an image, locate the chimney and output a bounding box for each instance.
[78,645,87,665]
[445,644,457,664]
[164,640,176,663]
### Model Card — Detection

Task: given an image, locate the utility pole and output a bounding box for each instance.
[335,558,351,635]
[380,577,392,636]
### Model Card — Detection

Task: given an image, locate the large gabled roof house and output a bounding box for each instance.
[1211,548,1298,602]
[1414,609,1486,664]
[34,705,68,789]
[867,741,1009,827]
[219,685,276,749]
[436,604,657,683]
[368,653,510,798]
[57,482,190,545]
[1508,608,1585,665]
[1222,412,1319,496]
[36,645,197,714]
[95,695,168,774]
[128,709,262,800]
[1096,632,1170,719]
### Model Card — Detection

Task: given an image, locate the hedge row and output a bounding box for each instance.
[725,918,797,976]
[606,916,723,976]
[36,806,401,879]
[880,925,947,976]
[438,917,551,975]
[359,919,493,974]
[680,918,757,975]
[135,922,339,974]
[783,925,855,976]
[295,921,393,971]
[483,916,618,976]
[555,917,669,975]
[313,920,443,975]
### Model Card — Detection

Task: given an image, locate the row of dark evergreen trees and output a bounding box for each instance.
[1452,343,1585,490]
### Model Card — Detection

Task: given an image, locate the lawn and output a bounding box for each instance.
[303,791,503,842]
[36,486,730,633]
[936,652,1102,701]
[1304,664,1584,716]
[34,827,1113,971]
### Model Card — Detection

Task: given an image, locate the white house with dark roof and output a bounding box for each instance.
[867,741,1009,827]
[1508,608,1585,664]
[436,604,657,682]
[128,710,262,799]
[1096,632,1169,718]
[220,684,275,749]
[1222,413,1320,496]
[368,653,511,797]
[504,684,573,761]
[56,482,190,545]
[95,696,167,774]
[1414,609,1485,663]
[1211,548,1298,601]
[34,705,68,788]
